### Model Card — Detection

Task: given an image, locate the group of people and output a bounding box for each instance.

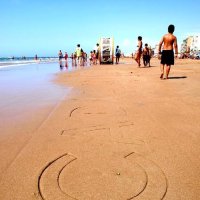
[58,24,178,80]
[58,50,68,61]
[58,43,121,66]
[134,36,151,67]
[89,43,100,65]
[59,44,88,66]
[134,24,178,79]
[72,44,88,66]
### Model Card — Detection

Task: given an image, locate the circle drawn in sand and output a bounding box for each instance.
[38,152,168,200]
[124,152,168,200]
[59,159,147,200]
[38,153,77,200]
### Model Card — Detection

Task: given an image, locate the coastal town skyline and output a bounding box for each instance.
[0,0,200,57]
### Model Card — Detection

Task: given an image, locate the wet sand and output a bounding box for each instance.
[0,58,200,199]
[0,62,71,179]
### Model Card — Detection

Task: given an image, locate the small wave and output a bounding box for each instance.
[0,58,59,69]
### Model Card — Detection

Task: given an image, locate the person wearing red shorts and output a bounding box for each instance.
[135,36,143,67]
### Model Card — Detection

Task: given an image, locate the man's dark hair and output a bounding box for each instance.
[145,43,148,46]
[138,36,142,41]
[77,44,80,47]
[168,24,175,33]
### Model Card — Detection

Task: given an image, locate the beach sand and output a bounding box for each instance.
[0,58,200,199]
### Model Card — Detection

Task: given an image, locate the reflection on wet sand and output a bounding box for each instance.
[59,58,90,71]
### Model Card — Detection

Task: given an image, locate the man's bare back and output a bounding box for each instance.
[159,33,178,53]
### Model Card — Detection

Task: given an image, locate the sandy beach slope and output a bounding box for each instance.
[0,58,200,199]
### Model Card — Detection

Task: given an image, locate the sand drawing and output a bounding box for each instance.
[38,152,168,199]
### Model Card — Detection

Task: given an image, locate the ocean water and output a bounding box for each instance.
[0,59,90,129]
[0,57,58,68]
[0,59,91,177]
[0,61,67,121]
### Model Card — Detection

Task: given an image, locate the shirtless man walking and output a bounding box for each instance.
[158,24,178,79]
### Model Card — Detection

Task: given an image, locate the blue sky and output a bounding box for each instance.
[0,0,200,57]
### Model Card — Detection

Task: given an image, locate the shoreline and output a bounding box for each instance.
[0,58,200,199]
[0,61,72,179]
[0,59,58,69]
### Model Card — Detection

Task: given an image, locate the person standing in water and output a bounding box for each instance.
[158,24,178,79]
[64,52,68,61]
[58,50,63,61]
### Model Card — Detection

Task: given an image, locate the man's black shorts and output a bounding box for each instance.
[161,50,174,65]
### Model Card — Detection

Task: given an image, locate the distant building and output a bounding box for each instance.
[151,44,159,56]
[154,44,159,54]
[190,36,200,53]
[181,36,200,53]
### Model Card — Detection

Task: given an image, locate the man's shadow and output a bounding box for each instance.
[168,76,187,79]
